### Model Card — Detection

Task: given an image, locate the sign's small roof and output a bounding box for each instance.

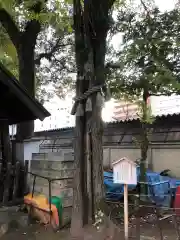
[112,157,137,166]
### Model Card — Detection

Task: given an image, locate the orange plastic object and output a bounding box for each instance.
[24,194,59,228]
[24,194,47,205]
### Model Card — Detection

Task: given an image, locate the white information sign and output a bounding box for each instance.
[113,157,137,185]
[112,157,137,240]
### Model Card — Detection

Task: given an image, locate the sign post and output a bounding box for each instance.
[112,157,137,240]
[124,183,128,239]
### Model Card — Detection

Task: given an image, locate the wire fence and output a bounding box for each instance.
[105,185,180,240]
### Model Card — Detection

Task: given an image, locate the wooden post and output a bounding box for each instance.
[0,162,3,201]
[112,158,137,240]
[124,184,129,239]
[11,140,17,165]
[3,162,12,204]
[24,160,29,195]
[13,162,20,201]
[1,121,12,165]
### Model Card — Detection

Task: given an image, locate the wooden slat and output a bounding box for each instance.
[24,160,29,194]
[3,163,12,204]
[0,162,3,201]
[1,121,12,164]
[12,162,20,201]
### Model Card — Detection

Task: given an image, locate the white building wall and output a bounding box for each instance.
[24,140,42,161]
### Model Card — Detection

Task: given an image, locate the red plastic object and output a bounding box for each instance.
[174,186,180,216]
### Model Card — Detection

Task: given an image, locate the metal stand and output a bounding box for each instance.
[27,171,73,228]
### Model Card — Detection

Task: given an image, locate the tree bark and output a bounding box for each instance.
[0,7,41,140]
[140,89,149,196]
[70,116,86,238]
[71,0,88,236]
[71,0,115,235]
[16,20,41,140]
[85,0,111,216]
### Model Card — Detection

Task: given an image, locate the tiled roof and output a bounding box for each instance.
[33,112,180,135]
[113,100,140,121]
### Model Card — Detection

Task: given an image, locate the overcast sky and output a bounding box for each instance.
[156,0,176,11]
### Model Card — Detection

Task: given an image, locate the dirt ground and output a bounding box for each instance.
[1,216,180,240]
[1,224,70,240]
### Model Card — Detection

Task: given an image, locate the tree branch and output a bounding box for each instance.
[106,62,122,69]
[0,8,20,48]
[20,19,41,50]
[108,0,116,9]
[140,0,151,18]
[26,0,48,14]
[26,20,41,41]
[20,0,47,49]
[35,39,72,65]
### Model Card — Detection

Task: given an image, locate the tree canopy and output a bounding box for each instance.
[0,0,75,101]
[107,3,180,195]
[109,5,180,100]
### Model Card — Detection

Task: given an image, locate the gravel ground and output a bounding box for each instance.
[1,224,70,240]
[1,219,180,240]
[1,209,180,240]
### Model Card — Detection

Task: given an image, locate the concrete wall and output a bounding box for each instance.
[18,118,180,224]
[26,142,180,225]
[24,140,42,161]
[103,146,151,169]
[105,145,180,177]
[151,145,180,178]
[19,118,180,179]
[16,138,42,163]
[22,139,180,177]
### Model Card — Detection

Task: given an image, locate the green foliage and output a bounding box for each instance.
[109,7,180,99]
[137,100,155,124]
[0,0,74,100]
[0,0,16,15]
[107,5,180,183]
[0,54,18,77]
[0,24,18,76]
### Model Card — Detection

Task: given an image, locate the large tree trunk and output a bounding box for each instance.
[16,21,40,140]
[71,0,89,236]
[91,15,108,209]
[16,44,35,139]
[70,116,86,238]
[71,0,115,237]
[71,70,88,237]
[83,0,109,216]
[0,7,41,140]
